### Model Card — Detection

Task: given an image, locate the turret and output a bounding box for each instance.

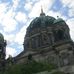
[0,33,7,70]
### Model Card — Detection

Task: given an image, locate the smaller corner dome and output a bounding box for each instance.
[0,33,4,42]
[54,18,65,24]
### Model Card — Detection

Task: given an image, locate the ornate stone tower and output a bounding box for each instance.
[0,33,7,69]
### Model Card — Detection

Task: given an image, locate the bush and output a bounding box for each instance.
[1,61,57,74]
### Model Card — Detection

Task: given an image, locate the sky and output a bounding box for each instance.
[0,0,74,58]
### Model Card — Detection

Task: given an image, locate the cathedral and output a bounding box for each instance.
[0,9,74,73]
[15,9,74,64]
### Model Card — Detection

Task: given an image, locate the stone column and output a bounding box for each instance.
[50,32,55,44]
[41,32,49,46]
[28,37,33,49]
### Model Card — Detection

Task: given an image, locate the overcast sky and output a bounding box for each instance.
[0,0,74,58]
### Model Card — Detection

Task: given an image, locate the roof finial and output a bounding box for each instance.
[57,16,59,18]
[41,6,43,13]
[40,6,45,16]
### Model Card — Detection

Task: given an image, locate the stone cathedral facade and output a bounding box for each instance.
[15,9,74,70]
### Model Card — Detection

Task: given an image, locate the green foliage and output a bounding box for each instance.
[0,60,57,74]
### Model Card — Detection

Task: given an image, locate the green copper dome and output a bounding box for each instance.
[0,33,4,42]
[27,11,56,31]
[54,18,65,24]
[28,16,56,30]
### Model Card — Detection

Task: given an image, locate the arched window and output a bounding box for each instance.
[0,45,2,53]
[57,30,64,40]
[41,33,49,45]
[61,52,70,66]
[31,37,37,49]
[54,29,65,42]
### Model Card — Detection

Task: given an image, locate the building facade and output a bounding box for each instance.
[14,10,74,73]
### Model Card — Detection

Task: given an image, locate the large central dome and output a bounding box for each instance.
[27,11,56,32]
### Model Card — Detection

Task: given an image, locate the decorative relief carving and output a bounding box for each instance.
[41,33,49,45]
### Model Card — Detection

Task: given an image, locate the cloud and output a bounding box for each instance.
[15,12,27,23]
[0,3,8,13]
[24,2,32,11]
[66,18,74,41]
[12,0,20,9]
[61,0,74,7]
[4,34,15,44]
[0,2,17,33]
[14,18,32,45]
[14,25,27,45]
[2,17,17,32]
[61,0,74,17]
[5,9,16,18]
[0,3,9,23]
[47,10,67,20]
[68,8,74,17]
[6,47,17,59]
[0,1,27,57]
[29,0,55,18]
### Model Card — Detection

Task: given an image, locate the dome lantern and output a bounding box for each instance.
[40,7,45,16]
